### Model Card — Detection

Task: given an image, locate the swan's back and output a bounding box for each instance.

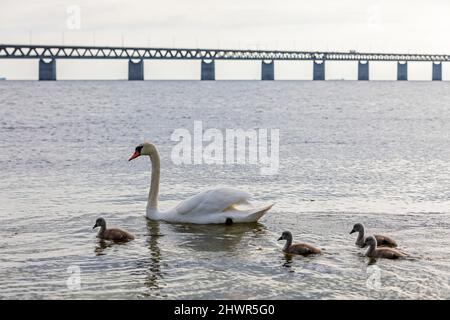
[173,187,251,216]
[159,187,273,224]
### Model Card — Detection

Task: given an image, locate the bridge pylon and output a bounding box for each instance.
[201,60,215,80]
[39,59,56,81]
[128,59,144,80]
[432,62,442,81]
[397,62,408,81]
[261,60,274,80]
[313,61,325,80]
[358,61,369,81]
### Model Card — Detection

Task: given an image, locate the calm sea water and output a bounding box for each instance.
[0,80,449,299]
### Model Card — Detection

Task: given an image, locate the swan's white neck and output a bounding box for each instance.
[147,149,160,214]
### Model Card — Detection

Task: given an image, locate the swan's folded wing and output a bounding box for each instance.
[173,187,252,216]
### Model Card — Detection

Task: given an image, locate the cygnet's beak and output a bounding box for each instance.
[277,237,283,241]
[349,229,356,234]
[93,223,98,229]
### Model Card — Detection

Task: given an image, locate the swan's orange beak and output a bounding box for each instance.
[128,151,140,161]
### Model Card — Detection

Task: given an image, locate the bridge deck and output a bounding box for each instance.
[1,44,449,62]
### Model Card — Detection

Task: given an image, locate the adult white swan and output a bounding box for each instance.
[129,142,274,224]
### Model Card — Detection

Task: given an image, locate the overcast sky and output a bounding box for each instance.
[1,0,449,79]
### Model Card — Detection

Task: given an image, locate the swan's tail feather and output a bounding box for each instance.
[245,203,274,222]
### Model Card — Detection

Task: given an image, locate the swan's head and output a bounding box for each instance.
[364,235,377,247]
[278,231,293,241]
[350,223,364,234]
[93,217,106,229]
[128,142,156,161]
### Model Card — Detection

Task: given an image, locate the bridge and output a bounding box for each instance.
[1,44,448,81]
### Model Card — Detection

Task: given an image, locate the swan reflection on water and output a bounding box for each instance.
[144,219,164,292]
[141,220,269,294]
[165,222,268,253]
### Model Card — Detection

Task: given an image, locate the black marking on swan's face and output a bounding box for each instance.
[135,144,144,154]
[129,144,146,161]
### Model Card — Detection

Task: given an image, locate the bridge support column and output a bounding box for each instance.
[432,62,442,81]
[358,61,369,81]
[313,61,325,80]
[397,62,408,81]
[201,60,215,80]
[128,59,144,80]
[39,59,56,81]
[261,60,274,80]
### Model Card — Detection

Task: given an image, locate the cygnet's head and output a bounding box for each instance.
[93,217,106,229]
[278,231,293,241]
[350,223,364,234]
[364,235,377,247]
